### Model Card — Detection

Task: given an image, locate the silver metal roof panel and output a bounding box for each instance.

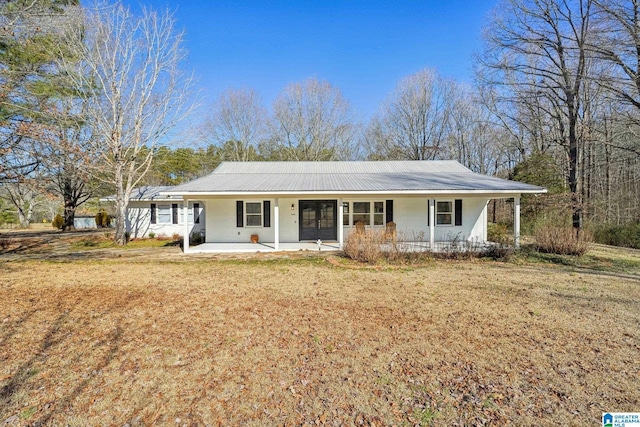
[166,161,545,194]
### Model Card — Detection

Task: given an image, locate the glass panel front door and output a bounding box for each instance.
[299,200,337,241]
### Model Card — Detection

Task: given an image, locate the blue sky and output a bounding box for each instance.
[121,1,498,121]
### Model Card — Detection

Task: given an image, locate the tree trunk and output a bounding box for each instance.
[114,167,128,245]
[62,198,76,231]
[17,208,29,228]
[568,104,582,230]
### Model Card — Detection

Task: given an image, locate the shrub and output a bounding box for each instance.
[487,222,512,245]
[534,226,592,256]
[189,231,204,245]
[593,222,640,249]
[52,214,64,229]
[480,245,515,261]
[148,232,156,239]
[343,229,383,263]
[95,209,111,228]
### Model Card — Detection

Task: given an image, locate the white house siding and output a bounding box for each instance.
[203,195,488,244]
[127,201,204,239]
[431,197,487,243]
[204,197,276,243]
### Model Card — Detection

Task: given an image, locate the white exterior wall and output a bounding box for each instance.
[205,198,276,243]
[431,197,487,242]
[127,201,205,239]
[202,195,489,244]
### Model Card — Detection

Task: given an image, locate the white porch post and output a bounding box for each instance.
[514,196,521,249]
[274,198,280,250]
[183,199,190,253]
[338,198,344,249]
[429,199,435,249]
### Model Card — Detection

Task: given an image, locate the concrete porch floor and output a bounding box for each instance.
[185,241,341,254]
[184,240,496,254]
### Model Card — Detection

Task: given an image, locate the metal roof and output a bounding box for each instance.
[101,186,181,202]
[165,161,546,195]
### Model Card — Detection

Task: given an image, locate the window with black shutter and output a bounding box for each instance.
[455,199,462,226]
[236,201,243,227]
[386,200,393,224]
[171,204,178,224]
[263,201,271,227]
[194,203,200,224]
[150,203,156,224]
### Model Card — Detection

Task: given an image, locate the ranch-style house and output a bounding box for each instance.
[119,160,545,253]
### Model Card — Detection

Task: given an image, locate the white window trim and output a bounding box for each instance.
[188,202,201,225]
[157,204,173,225]
[436,200,453,226]
[245,201,263,228]
[343,201,385,227]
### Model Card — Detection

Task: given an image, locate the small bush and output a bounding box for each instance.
[172,233,181,242]
[343,229,383,263]
[487,222,513,245]
[481,245,515,261]
[593,222,640,249]
[148,232,156,239]
[190,231,204,245]
[95,209,111,228]
[534,226,592,256]
[52,214,64,229]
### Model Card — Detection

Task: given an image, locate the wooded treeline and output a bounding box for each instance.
[1,0,639,243]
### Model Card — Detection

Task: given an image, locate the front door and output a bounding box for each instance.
[299,200,337,241]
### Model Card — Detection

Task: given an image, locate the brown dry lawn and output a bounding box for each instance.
[0,233,639,426]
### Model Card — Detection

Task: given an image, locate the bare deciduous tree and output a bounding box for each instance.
[198,88,266,161]
[66,2,196,244]
[268,78,356,161]
[478,0,594,229]
[365,69,454,160]
[448,84,508,175]
[590,0,640,155]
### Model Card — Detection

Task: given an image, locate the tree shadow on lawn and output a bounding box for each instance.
[0,295,139,425]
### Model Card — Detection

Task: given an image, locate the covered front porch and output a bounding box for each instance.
[180,196,523,254]
[185,240,502,255]
[186,241,341,254]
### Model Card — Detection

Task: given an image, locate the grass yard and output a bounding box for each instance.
[0,239,639,425]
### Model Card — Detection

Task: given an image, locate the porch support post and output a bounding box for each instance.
[183,199,189,253]
[429,199,435,249]
[338,198,344,249]
[514,196,521,249]
[274,198,279,250]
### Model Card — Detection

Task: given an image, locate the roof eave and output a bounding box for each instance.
[163,188,547,197]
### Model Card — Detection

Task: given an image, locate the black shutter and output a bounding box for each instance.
[150,203,156,224]
[236,201,243,227]
[263,200,271,227]
[172,203,178,224]
[194,203,200,224]
[455,199,462,226]
[427,200,430,226]
[386,200,393,224]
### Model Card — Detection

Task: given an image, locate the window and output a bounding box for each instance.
[151,203,181,225]
[245,202,262,227]
[373,202,384,225]
[353,202,371,225]
[436,201,452,225]
[157,204,172,224]
[344,201,386,226]
[188,202,200,224]
[342,202,349,226]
